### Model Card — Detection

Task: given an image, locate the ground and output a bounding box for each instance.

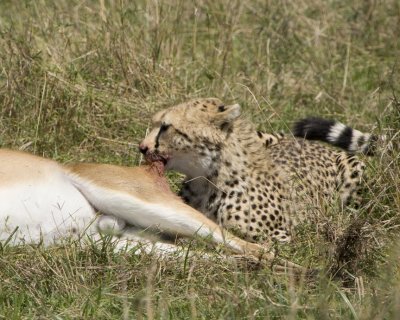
[0,0,399,318]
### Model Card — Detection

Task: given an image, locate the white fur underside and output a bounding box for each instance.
[0,176,95,245]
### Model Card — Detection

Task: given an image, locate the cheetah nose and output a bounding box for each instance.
[139,143,149,155]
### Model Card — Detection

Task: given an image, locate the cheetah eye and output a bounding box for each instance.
[155,123,171,149]
[159,122,171,132]
[218,105,226,112]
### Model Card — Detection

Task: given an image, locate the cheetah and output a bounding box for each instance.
[139,98,374,244]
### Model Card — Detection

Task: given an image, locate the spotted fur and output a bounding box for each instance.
[140,99,366,244]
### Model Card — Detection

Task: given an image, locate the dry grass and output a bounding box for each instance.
[0,0,399,318]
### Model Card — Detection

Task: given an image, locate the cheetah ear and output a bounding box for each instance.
[213,104,241,125]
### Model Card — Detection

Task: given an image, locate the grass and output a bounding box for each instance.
[0,0,399,318]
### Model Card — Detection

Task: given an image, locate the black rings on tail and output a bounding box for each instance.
[293,117,376,155]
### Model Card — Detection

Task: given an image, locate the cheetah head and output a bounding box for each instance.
[139,98,241,177]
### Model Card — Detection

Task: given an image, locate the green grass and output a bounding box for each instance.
[0,0,399,318]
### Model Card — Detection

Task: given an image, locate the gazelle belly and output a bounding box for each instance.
[0,174,95,245]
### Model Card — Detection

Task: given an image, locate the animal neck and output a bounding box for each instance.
[219,123,262,180]
[180,118,269,215]
[194,119,267,187]
[181,118,269,191]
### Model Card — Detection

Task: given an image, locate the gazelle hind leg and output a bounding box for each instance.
[96,215,126,235]
[94,216,212,259]
[114,227,214,259]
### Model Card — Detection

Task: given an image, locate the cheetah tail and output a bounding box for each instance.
[292,117,377,155]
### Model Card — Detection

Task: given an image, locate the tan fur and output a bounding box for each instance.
[67,163,175,202]
[0,149,62,186]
